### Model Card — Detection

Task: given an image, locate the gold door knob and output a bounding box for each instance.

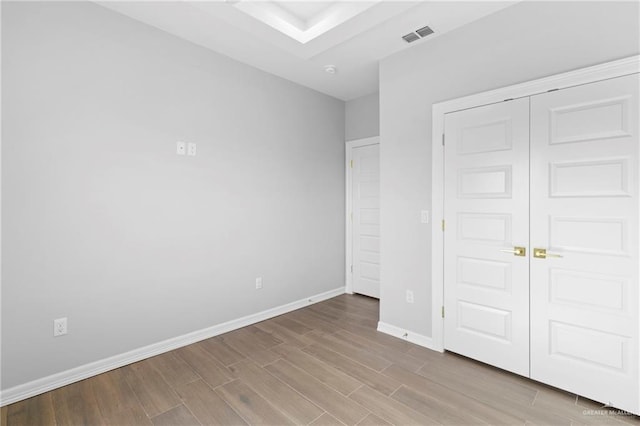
[533,248,563,259]
[499,246,526,257]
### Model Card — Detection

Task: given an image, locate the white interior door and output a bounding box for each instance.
[530,73,639,413]
[352,143,380,298]
[443,98,530,376]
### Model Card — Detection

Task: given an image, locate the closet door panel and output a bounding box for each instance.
[443,98,530,377]
[530,73,639,413]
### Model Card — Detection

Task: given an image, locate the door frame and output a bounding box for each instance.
[430,55,640,352]
[345,136,380,294]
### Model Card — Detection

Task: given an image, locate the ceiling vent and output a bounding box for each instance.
[402,32,420,43]
[402,25,434,43]
[415,25,434,38]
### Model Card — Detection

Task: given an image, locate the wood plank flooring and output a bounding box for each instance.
[4,294,640,425]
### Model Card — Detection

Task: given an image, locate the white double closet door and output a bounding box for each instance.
[444,73,639,412]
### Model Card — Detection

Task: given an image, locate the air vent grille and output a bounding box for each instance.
[402,25,435,43]
[415,25,434,38]
[402,32,420,43]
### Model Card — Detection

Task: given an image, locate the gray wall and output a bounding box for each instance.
[1,1,345,390]
[379,1,640,337]
[345,92,379,141]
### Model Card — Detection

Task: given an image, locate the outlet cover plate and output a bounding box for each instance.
[406,290,414,304]
[54,317,68,337]
[421,210,429,224]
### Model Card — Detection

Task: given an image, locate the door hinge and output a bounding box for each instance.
[441,306,445,318]
[442,134,445,146]
[441,220,445,231]
[350,160,353,168]
[350,265,353,273]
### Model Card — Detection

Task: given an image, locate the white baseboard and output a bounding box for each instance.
[377,321,440,352]
[0,286,345,407]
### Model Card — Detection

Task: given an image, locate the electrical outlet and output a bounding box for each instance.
[255,277,263,290]
[54,317,68,337]
[406,290,414,304]
[176,141,186,156]
[187,142,197,156]
[420,210,430,224]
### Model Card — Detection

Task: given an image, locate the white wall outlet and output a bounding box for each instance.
[53,317,68,337]
[187,142,197,156]
[420,210,430,224]
[176,141,186,156]
[406,290,414,304]
[255,277,263,290]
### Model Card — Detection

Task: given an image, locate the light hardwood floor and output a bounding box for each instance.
[3,294,640,425]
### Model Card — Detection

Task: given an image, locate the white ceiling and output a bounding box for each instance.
[275,1,338,22]
[96,1,518,101]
